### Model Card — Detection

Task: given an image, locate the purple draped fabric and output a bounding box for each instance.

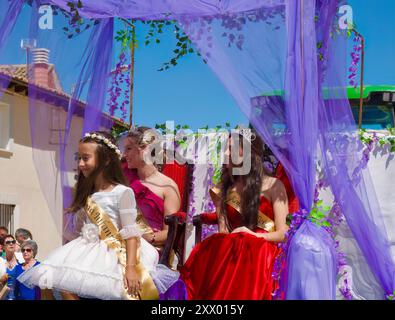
[50,0,285,19]
[1,0,394,299]
[286,220,338,299]
[159,279,188,300]
[0,0,24,51]
[60,17,114,210]
[281,0,337,299]
[0,0,24,98]
[318,22,395,296]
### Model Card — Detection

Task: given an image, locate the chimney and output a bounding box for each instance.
[31,48,50,88]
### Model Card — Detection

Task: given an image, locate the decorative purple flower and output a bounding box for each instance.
[348,35,362,88]
[107,53,129,119]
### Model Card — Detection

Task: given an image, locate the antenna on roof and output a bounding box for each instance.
[20,38,37,68]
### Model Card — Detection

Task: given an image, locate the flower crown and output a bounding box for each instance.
[84,133,122,160]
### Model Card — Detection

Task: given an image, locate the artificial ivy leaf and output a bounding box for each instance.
[322,221,331,227]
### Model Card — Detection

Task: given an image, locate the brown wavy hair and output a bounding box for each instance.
[220,129,270,231]
[70,131,127,211]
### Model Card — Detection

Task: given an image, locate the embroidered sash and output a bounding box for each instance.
[84,197,159,300]
[209,187,275,232]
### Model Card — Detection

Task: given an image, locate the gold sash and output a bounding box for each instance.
[84,197,159,300]
[209,187,275,232]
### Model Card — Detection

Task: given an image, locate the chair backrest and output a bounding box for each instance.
[159,160,194,269]
[275,162,300,214]
[160,161,193,212]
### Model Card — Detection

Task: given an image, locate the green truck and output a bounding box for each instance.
[348,85,395,129]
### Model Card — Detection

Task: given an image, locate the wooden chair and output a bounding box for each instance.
[193,162,299,244]
[158,160,194,269]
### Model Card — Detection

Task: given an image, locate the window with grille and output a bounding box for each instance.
[0,204,15,235]
[0,102,11,151]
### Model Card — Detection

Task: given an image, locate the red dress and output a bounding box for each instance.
[181,196,281,300]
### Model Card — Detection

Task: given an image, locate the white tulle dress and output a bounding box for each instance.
[17,184,179,300]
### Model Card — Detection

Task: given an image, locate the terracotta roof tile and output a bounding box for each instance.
[0,64,64,92]
[0,64,129,128]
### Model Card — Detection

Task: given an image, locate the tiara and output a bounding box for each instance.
[84,133,122,160]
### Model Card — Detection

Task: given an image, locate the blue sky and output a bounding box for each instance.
[128,0,395,129]
[1,0,394,130]
[348,0,395,85]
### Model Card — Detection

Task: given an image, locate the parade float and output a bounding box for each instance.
[0,0,394,299]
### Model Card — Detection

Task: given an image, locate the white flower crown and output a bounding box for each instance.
[84,133,122,160]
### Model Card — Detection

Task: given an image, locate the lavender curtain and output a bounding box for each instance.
[318,15,395,296]
[1,0,394,298]
[0,0,24,98]
[0,0,24,51]
[60,17,115,209]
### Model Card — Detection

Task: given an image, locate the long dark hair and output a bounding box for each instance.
[220,129,270,231]
[70,131,127,212]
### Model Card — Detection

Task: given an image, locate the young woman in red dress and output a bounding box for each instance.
[181,130,289,300]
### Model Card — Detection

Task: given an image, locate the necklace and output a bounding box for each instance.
[6,256,16,269]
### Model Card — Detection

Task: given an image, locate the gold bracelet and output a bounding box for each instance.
[126,263,137,268]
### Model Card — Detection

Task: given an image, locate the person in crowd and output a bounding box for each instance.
[14,240,41,300]
[0,227,8,259]
[0,235,21,300]
[14,228,33,252]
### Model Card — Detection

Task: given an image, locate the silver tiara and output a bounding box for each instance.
[84,133,122,160]
[238,128,256,141]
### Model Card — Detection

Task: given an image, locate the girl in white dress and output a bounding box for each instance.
[18,131,179,300]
